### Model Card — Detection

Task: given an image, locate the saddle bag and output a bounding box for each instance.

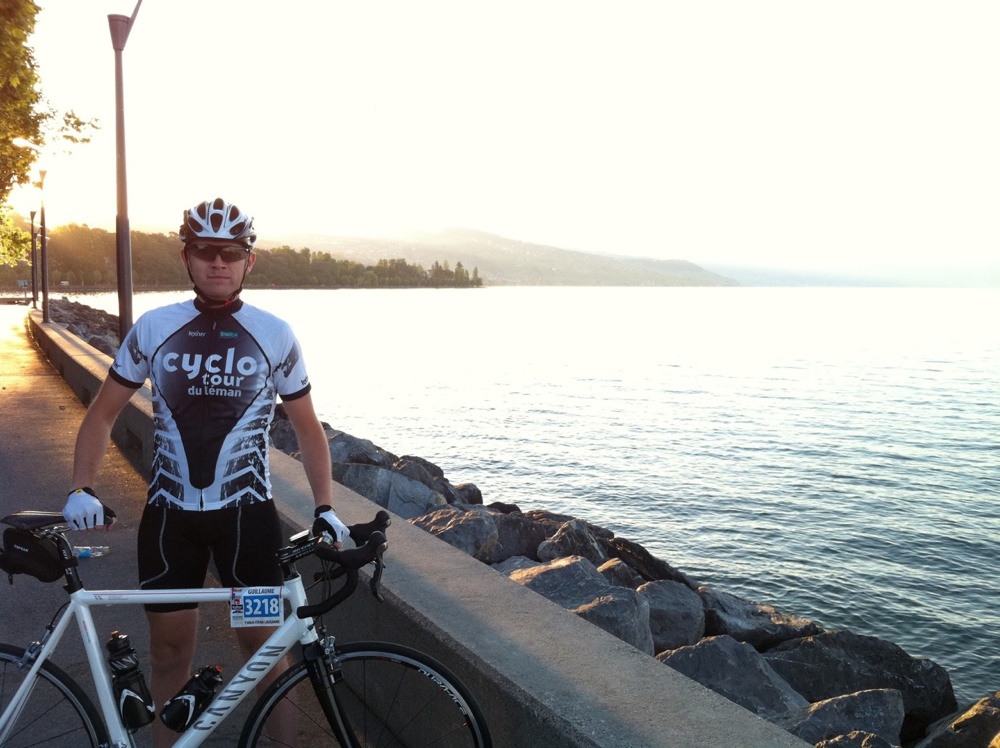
[0,527,68,583]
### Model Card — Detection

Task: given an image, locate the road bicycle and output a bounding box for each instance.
[0,507,491,747]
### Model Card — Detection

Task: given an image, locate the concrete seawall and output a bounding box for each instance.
[27,309,808,747]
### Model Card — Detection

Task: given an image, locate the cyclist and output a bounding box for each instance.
[62,197,349,746]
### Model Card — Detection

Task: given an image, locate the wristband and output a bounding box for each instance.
[314,504,333,519]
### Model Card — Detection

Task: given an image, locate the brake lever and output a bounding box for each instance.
[369,541,387,602]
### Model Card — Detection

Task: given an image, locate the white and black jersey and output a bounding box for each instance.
[110,298,311,510]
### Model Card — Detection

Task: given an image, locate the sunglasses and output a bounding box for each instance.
[185,242,251,263]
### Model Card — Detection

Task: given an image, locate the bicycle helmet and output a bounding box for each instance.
[179,198,257,248]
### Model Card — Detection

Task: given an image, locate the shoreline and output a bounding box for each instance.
[43,301,996,748]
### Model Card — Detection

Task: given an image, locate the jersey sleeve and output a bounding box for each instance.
[109,315,150,387]
[274,331,312,401]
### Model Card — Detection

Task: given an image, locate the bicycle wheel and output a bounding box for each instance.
[0,642,109,747]
[240,641,491,748]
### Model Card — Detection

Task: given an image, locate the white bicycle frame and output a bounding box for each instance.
[0,573,318,748]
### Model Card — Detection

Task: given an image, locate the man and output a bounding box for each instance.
[63,197,348,745]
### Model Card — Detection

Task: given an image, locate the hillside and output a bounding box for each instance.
[259,228,737,287]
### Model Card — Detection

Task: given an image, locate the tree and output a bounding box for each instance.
[0,212,30,266]
[0,0,43,207]
[0,0,97,266]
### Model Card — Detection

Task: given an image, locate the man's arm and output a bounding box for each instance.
[71,376,138,489]
[281,393,334,510]
[282,393,351,544]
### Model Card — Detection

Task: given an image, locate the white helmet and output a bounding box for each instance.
[179,198,257,248]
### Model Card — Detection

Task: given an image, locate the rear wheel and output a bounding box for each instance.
[0,642,108,747]
[240,640,491,747]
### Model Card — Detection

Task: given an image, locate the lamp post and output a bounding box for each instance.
[108,0,142,342]
[39,170,49,323]
[12,138,47,318]
[29,209,38,309]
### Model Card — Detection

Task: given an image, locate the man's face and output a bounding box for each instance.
[182,241,256,301]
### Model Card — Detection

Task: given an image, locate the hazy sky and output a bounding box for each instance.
[10,1,999,281]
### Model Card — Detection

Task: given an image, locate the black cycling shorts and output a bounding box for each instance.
[137,500,283,613]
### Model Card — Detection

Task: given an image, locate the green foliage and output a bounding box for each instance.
[0,223,485,290]
[0,208,30,265]
[0,0,44,206]
[0,0,98,212]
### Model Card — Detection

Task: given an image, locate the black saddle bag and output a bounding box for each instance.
[0,527,68,583]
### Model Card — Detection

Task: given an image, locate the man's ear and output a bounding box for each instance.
[246,252,256,273]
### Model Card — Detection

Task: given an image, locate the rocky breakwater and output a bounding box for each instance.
[272,417,1000,748]
[46,299,1000,748]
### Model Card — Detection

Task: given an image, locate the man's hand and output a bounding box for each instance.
[63,487,110,530]
[312,505,349,546]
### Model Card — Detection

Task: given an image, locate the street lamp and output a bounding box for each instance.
[38,170,49,323]
[12,138,49,322]
[108,0,143,342]
[29,209,38,309]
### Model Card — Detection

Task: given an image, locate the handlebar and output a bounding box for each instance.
[1,508,391,619]
[276,510,391,620]
[297,530,387,619]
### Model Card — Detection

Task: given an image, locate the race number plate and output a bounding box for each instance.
[230,586,283,627]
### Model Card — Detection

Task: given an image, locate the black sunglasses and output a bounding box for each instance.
[185,242,251,263]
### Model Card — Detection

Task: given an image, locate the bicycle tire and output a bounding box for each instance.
[0,642,109,748]
[240,640,491,748]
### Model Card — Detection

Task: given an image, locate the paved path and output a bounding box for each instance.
[0,305,249,746]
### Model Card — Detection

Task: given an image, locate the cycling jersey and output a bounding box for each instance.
[109,298,311,510]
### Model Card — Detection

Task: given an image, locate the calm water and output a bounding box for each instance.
[70,286,1000,704]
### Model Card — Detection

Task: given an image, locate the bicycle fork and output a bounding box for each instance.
[302,636,355,742]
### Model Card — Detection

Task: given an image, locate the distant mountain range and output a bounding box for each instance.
[259,228,738,287]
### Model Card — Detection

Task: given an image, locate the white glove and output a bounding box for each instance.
[63,487,105,530]
[312,505,350,545]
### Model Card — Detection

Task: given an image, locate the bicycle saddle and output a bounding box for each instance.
[1,511,65,530]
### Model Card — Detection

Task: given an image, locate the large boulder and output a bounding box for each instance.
[914,691,1000,748]
[537,518,609,566]
[600,534,697,588]
[699,585,823,650]
[393,455,473,504]
[524,510,613,543]
[598,558,645,589]
[764,631,958,744]
[815,732,899,748]
[506,556,653,654]
[490,556,539,574]
[657,635,809,718]
[336,463,448,519]
[769,689,906,747]
[410,504,500,561]
[327,430,397,467]
[638,580,705,652]
[492,510,551,562]
[572,590,654,656]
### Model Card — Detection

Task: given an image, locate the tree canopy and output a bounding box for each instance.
[1,0,97,266]
[0,0,43,207]
[0,222,484,290]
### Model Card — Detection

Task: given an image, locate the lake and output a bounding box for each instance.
[67,285,1000,704]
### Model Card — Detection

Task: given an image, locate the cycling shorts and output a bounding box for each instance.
[137,500,283,613]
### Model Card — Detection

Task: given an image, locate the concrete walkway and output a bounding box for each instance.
[0,304,250,746]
